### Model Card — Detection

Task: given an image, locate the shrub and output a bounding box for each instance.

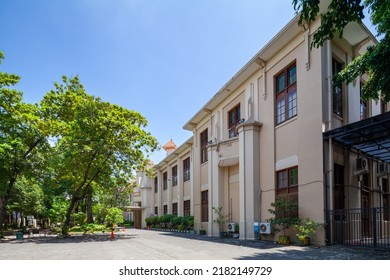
[70,212,86,226]
[105,207,124,227]
[81,223,107,233]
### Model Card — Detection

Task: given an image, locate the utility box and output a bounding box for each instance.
[254,222,260,240]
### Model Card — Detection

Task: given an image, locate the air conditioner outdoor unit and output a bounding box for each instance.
[227,223,236,232]
[259,222,271,235]
[377,162,389,177]
[354,158,368,176]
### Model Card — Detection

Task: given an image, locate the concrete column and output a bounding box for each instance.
[176,157,183,216]
[238,121,262,240]
[208,143,223,237]
[167,163,172,214]
[157,171,162,216]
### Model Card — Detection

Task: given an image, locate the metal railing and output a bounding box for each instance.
[326,207,390,250]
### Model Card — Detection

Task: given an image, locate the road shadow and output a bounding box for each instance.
[158,231,390,260]
[3,232,138,244]
[159,230,282,249]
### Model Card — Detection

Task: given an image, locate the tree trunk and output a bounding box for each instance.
[62,195,79,236]
[0,198,6,238]
[86,186,93,224]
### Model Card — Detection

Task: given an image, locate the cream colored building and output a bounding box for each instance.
[133,3,390,247]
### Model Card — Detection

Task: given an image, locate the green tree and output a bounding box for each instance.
[105,207,124,227]
[47,196,69,225]
[0,52,47,237]
[268,197,300,236]
[41,76,158,235]
[8,177,45,218]
[293,0,390,101]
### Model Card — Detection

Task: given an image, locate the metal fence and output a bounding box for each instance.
[326,207,390,250]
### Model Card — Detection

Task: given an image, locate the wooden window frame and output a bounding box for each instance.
[171,165,178,187]
[276,166,298,209]
[154,177,158,193]
[360,81,368,120]
[200,129,208,164]
[383,178,389,221]
[228,104,241,138]
[275,63,297,125]
[183,157,190,182]
[172,202,178,216]
[201,190,209,222]
[332,58,344,117]
[183,200,191,217]
[334,164,345,212]
[163,171,168,190]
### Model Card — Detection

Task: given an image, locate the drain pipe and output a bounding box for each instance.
[327,39,334,244]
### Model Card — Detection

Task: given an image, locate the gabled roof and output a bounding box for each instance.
[162,139,177,151]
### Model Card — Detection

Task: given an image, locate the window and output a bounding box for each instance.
[172,202,178,216]
[163,204,168,215]
[171,165,177,186]
[276,166,298,205]
[228,105,241,138]
[334,164,345,211]
[333,59,344,117]
[163,172,168,190]
[201,190,209,222]
[154,177,158,193]
[200,129,208,163]
[383,178,389,221]
[360,82,368,120]
[183,157,190,182]
[275,64,297,125]
[381,98,387,114]
[183,200,191,216]
[154,207,158,215]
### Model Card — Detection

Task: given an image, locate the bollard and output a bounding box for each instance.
[123,227,125,232]
[148,226,150,230]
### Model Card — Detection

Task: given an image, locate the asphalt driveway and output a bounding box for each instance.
[1,228,389,260]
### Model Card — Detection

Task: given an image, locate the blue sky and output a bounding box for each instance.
[0,0,377,164]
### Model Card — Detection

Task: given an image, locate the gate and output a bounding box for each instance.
[326,207,390,250]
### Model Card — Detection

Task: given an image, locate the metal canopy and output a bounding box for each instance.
[323,111,390,163]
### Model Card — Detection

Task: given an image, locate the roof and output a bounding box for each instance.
[323,112,390,163]
[162,139,177,151]
[155,136,193,169]
[183,5,377,131]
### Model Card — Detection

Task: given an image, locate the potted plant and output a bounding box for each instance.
[268,197,300,245]
[199,223,206,235]
[293,219,321,246]
[233,224,239,239]
[213,206,228,238]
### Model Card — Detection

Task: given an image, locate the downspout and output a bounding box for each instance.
[327,39,334,244]
[209,113,213,237]
[242,128,247,239]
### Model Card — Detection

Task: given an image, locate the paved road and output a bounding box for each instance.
[1,228,389,260]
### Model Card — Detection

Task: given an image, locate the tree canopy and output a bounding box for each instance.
[1,51,158,236]
[0,51,48,236]
[293,0,390,102]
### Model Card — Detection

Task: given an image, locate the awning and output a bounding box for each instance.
[323,111,390,163]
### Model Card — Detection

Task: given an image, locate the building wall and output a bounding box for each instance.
[133,12,379,245]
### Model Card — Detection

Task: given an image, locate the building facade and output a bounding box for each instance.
[133,3,390,246]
